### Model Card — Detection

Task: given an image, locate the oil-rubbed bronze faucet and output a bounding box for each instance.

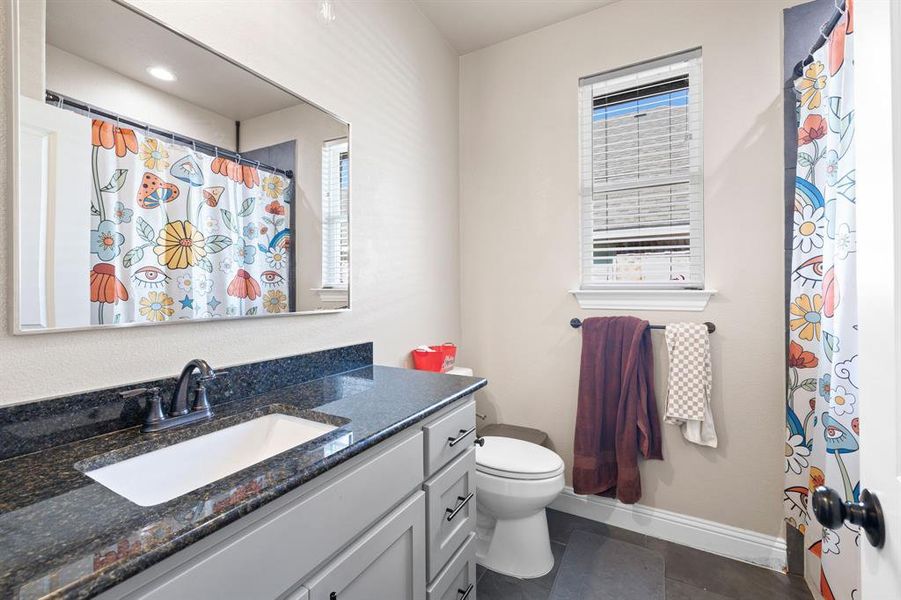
[120,359,224,433]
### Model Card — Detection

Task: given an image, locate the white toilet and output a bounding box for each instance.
[474,435,565,578]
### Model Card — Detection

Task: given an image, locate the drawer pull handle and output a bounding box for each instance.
[448,426,476,447]
[457,584,474,600]
[474,436,485,447]
[445,492,474,522]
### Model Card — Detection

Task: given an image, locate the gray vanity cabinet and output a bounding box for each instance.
[98,397,477,600]
[297,400,478,600]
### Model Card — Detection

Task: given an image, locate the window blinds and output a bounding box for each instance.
[321,139,349,288]
[579,50,703,289]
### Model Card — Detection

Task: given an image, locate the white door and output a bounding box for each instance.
[855,0,901,595]
[17,96,92,330]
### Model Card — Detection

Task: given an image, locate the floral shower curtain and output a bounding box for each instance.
[88,119,292,324]
[784,3,857,599]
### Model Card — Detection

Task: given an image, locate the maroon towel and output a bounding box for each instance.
[572,316,663,504]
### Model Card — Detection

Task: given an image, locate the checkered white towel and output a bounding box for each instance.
[664,323,717,447]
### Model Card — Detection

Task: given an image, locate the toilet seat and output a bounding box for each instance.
[475,436,564,481]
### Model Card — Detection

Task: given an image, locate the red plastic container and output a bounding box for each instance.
[412,343,457,372]
[437,343,457,371]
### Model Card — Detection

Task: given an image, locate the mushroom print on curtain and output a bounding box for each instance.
[784,2,857,598]
[88,120,293,325]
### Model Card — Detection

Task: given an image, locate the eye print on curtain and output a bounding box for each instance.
[784,2,858,599]
[89,121,293,325]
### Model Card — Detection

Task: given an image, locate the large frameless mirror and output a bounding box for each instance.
[13,0,350,333]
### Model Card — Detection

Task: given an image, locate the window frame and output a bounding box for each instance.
[573,49,715,311]
[321,138,349,292]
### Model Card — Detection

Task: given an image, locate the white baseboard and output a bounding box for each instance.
[549,487,787,572]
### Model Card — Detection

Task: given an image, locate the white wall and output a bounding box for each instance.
[239,103,349,311]
[0,0,460,404]
[460,0,797,538]
[46,45,236,149]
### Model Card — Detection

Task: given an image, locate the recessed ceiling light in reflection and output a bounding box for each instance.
[147,66,177,82]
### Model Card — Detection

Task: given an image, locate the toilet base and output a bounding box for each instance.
[475,508,554,579]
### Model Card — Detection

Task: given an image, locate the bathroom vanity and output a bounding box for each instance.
[99,398,479,600]
[0,344,486,600]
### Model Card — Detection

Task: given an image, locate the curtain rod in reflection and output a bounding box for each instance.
[45,90,294,179]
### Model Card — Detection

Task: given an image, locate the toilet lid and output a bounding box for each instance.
[475,436,564,480]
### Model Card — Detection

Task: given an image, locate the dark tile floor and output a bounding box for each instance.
[475,509,813,600]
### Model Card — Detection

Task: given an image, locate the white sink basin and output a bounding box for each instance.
[85,413,337,506]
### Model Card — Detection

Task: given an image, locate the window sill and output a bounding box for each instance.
[312,287,349,303]
[569,288,716,311]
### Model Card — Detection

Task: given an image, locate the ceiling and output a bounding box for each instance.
[414,0,615,54]
[46,0,301,121]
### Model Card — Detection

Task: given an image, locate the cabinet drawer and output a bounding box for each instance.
[427,533,477,600]
[425,448,476,581]
[304,491,426,600]
[423,400,475,477]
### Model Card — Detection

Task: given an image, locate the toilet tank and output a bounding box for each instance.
[446,366,473,376]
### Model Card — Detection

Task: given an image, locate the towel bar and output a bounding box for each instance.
[569,318,715,333]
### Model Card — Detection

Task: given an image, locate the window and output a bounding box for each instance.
[576,50,707,308]
[321,138,349,290]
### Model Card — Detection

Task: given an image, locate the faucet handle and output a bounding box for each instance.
[191,379,215,415]
[120,388,167,432]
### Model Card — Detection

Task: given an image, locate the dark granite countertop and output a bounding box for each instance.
[0,365,486,600]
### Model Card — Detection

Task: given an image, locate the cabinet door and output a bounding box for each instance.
[305,492,426,600]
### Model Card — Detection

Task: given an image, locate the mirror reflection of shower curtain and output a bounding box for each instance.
[784,3,858,598]
[86,119,293,325]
